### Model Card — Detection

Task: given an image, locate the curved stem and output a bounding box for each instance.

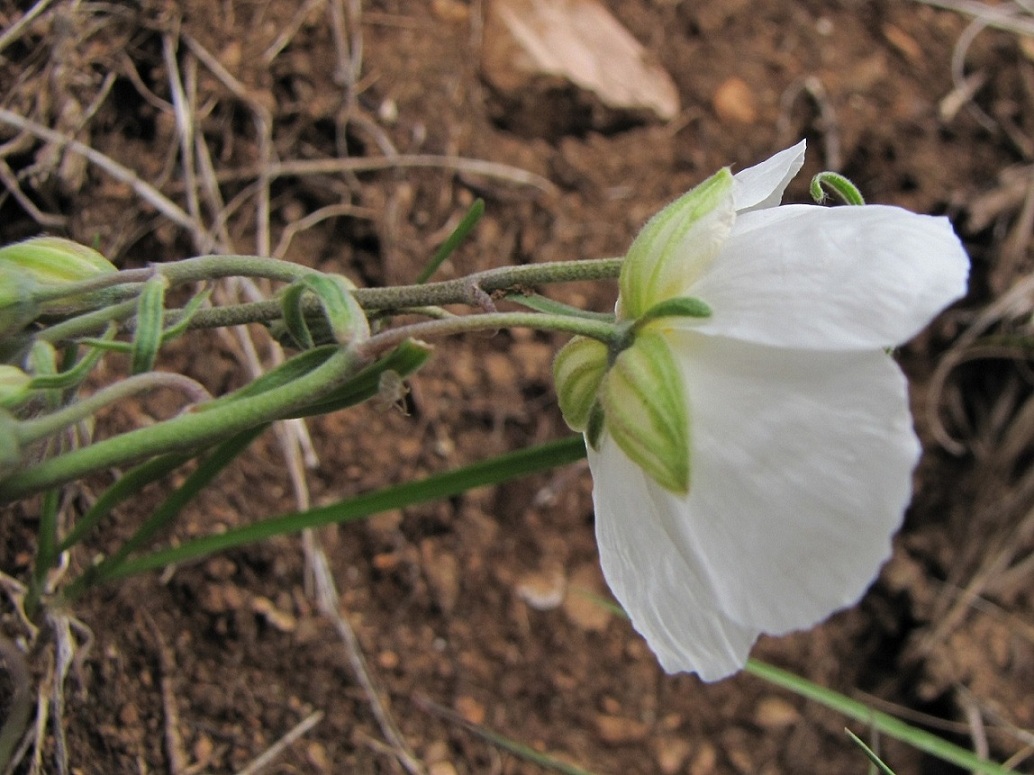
[39,299,139,343]
[0,346,361,502]
[16,373,212,445]
[38,257,624,344]
[358,310,617,360]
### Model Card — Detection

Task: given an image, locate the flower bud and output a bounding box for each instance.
[0,365,32,408]
[0,265,40,336]
[0,236,118,315]
[553,336,609,433]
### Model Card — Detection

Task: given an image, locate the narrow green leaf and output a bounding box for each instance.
[99,435,587,581]
[130,274,167,374]
[415,694,599,775]
[279,281,315,349]
[845,729,897,775]
[203,344,337,411]
[288,339,431,418]
[58,450,195,552]
[505,293,615,322]
[25,488,60,617]
[745,660,1016,775]
[160,287,212,343]
[63,425,268,599]
[28,323,117,391]
[415,198,484,284]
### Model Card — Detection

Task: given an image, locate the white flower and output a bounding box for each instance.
[571,141,970,681]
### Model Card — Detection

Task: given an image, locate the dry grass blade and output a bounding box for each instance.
[308,545,426,775]
[0,107,196,232]
[233,711,324,775]
[910,0,1034,36]
[926,272,1034,454]
[0,0,55,56]
[217,154,559,194]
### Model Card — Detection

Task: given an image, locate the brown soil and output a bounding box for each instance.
[2,1,1033,773]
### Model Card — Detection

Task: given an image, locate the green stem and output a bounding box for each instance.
[157,254,314,284]
[0,346,361,502]
[359,310,617,360]
[352,257,623,310]
[39,298,139,343]
[25,488,59,617]
[38,257,624,343]
[16,372,211,445]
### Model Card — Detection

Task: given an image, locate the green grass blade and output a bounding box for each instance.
[414,694,599,775]
[415,198,484,284]
[101,435,587,581]
[846,728,897,775]
[25,487,60,617]
[745,660,1015,774]
[505,293,616,322]
[61,425,268,600]
[58,450,194,552]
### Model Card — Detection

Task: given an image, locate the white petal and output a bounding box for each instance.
[732,141,806,213]
[588,436,762,681]
[687,204,969,350]
[666,333,919,633]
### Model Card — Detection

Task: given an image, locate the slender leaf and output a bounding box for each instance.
[745,660,1016,775]
[415,198,484,284]
[63,425,268,599]
[279,281,314,349]
[59,450,195,552]
[846,729,897,775]
[99,435,587,581]
[130,275,167,374]
[415,694,599,775]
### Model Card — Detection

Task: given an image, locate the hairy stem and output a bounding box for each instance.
[359,310,617,360]
[37,257,624,343]
[0,346,361,502]
[16,373,212,445]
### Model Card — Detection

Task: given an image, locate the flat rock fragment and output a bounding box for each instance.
[482,0,680,135]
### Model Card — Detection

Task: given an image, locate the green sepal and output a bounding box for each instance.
[130,274,167,374]
[600,330,690,494]
[585,402,605,451]
[552,335,609,432]
[619,168,734,320]
[635,296,712,331]
[0,236,117,282]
